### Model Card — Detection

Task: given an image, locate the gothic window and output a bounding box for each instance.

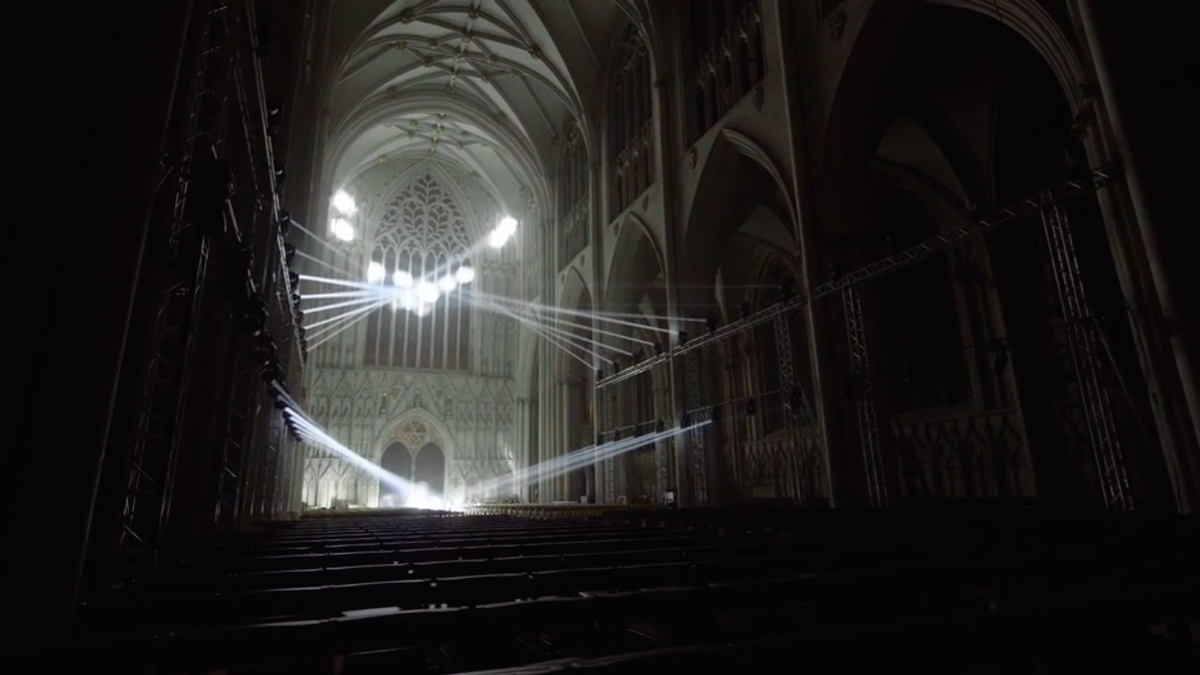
[683,0,765,143]
[610,23,654,214]
[364,174,472,371]
[558,118,589,265]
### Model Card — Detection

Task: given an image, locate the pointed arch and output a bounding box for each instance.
[604,214,665,319]
[376,408,456,474]
[680,129,796,307]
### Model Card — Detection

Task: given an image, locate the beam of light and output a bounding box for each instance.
[305,307,369,341]
[485,425,701,494]
[305,299,389,349]
[470,295,628,357]
[470,289,694,331]
[305,298,389,331]
[287,218,353,260]
[302,290,378,300]
[299,274,382,291]
[275,392,460,511]
[302,296,385,315]
[473,295,602,368]
[306,310,374,352]
[295,249,350,276]
[465,290,654,347]
[474,422,708,498]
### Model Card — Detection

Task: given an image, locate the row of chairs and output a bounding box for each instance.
[74,508,1200,673]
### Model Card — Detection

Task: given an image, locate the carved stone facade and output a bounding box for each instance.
[301,159,520,508]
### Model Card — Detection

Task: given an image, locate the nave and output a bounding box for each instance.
[73,506,1199,674]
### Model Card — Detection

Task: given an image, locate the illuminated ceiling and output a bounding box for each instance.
[324,0,641,212]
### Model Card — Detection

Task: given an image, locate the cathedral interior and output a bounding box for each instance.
[4,0,1199,672]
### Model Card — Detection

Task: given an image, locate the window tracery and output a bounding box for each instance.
[364,174,472,371]
[610,23,654,214]
[683,0,765,143]
[558,118,589,265]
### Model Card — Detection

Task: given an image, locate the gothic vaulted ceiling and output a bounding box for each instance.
[324,0,636,213]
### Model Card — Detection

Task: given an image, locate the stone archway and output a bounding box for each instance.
[414,443,446,496]
[379,441,414,506]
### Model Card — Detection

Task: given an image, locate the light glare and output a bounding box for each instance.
[455,265,475,284]
[366,261,385,283]
[416,281,440,304]
[438,274,458,293]
[331,218,355,241]
[487,229,508,248]
[498,216,518,236]
[393,270,413,287]
[332,190,357,216]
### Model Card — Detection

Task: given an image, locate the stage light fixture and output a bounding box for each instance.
[438,274,458,293]
[632,349,644,364]
[746,399,757,416]
[653,342,664,356]
[711,406,721,423]
[678,330,688,346]
[656,419,665,433]
[739,301,752,321]
[612,429,621,441]
[332,190,357,216]
[288,271,299,287]
[706,316,718,334]
[284,243,296,264]
[596,368,604,381]
[455,262,475,284]
[681,413,691,427]
[612,360,622,375]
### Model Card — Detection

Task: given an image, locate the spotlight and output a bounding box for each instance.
[706,316,719,334]
[787,387,802,410]
[261,361,282,383]
[255,335,276,361]
[653,342,664,357]
[678,330,688,346]
[455,261,475,284]
[739,301,752,321]
[745,399,757,416]
[367,261,385,284]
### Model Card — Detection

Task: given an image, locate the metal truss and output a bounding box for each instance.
[235,0,305,364]
[115,0,226,585]
[1041,202,1133,511]
[842,287,888,508]
[603,386,616,503]
[215,350,255,529]
[594,168,1112,391]
[773,314,819,503]
[685,353,709,505]
[655,385,670,503]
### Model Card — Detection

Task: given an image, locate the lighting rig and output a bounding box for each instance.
[114,0,312,586]
[594,168,1112,390]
